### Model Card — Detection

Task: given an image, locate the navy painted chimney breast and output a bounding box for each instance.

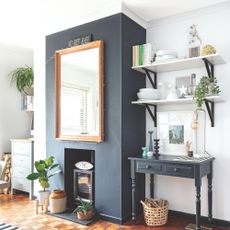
[46,13,146,223]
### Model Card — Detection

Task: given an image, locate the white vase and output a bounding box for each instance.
[38,190,50,205]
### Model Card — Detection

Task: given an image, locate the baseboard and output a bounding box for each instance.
[99,213,123,224]
[169,210,230,227]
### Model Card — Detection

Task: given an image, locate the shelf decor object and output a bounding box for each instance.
[148,131,154,152]
[153,139,160,158]
[131,53,225,127]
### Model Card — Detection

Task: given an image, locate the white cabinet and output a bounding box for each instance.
[11,139,34,199]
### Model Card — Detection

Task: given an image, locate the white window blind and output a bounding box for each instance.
[61,82,88,135]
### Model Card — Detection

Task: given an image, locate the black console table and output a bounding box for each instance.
[129,155,214,230]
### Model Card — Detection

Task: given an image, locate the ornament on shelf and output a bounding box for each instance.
[166,82,177,100]
[147,131,154,158]
[154,139,160,158]
[185,141,193,157]
[202,44,216,56]
[142,147,148,158]
[188,24,202,58]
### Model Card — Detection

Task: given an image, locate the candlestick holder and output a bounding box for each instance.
[154,139,160,158]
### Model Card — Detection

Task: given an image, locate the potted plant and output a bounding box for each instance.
[194,76,220,108]
[27,156,60,204]
[73,198,94,220]
[9,65,34,95]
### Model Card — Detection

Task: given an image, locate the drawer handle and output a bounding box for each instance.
[174,168,179,172]
[146,165,151,169]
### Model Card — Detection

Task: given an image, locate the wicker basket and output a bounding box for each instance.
[141,198,169,226]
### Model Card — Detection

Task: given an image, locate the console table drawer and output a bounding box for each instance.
[164,164,194,178]
[137,162,162,173]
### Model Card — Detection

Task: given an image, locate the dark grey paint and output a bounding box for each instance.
[46,13,145,223]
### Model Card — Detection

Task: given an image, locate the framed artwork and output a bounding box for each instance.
[157,111,194,155]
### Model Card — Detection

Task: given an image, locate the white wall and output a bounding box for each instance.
[146,1,230,221]
[0,44,33,156]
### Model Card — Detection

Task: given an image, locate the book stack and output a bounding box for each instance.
[21,95,33,111]
[132,43,154,66]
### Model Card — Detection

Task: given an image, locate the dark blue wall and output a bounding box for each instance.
[46,13,145,223]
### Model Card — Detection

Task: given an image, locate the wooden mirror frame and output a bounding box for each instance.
[55,40,104,142]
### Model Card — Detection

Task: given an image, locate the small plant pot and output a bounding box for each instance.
[38,190,50,205]
[76,209,94,220]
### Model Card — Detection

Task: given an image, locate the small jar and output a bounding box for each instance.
[49,189,67,214]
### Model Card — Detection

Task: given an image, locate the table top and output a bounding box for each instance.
[128,154,214,165]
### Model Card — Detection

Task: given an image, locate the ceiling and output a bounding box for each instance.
[0,0,228,50]
[123,0,228,22]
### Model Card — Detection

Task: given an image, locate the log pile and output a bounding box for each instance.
[0,152,11,194]
[141,198,167,208]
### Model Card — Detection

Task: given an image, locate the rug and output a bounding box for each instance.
[0,223,21,230]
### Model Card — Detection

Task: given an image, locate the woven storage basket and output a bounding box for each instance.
[141,199,169,226]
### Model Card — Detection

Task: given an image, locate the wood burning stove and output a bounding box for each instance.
[73,169,94,203]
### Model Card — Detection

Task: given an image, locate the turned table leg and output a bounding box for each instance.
[207,161,213,225]
[150,174,154,198]
[131,160,137,220]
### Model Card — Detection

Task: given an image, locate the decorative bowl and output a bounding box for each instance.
[137,90,160,100]
[156,50,177,57]
[139,88,158,92]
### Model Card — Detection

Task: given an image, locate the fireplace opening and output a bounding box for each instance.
[64,148,95,208]
[73,169,94,204]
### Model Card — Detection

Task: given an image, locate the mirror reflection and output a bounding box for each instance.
[55,40,104,142]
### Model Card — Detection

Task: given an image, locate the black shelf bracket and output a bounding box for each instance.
[142,68,157,89]
[204,99,214,127]
[202,58,214,79]
[145,104,157,127]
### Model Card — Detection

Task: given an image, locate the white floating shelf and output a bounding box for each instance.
[132,54,225,73]
[132,95,224,106]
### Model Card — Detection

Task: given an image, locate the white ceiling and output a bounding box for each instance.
[123,0,228,22]
[0,0,228,50]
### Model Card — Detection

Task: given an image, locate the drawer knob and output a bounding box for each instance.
[174,168,179,172]
[146,165,151,169]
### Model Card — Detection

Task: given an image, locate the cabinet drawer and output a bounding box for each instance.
[12,166,30,179]
[12,154,31,169]
[12,177,31,192]
[137,161,162,173]
[12,142,31,156]
[164,164,194,178]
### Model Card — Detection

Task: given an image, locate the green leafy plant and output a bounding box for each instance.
[9,65,34,95]
[73,198,93,214]
[27,156,60,191]
[194,76,220,108]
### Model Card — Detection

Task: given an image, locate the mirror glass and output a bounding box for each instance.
[55,40,104,142]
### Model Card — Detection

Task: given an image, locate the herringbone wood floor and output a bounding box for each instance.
[0,194,229,230]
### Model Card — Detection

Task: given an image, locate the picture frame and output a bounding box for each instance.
[157,111,194,155]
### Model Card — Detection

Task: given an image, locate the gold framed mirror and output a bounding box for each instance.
[55,40,104,142]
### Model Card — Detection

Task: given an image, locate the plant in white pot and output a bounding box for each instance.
[27,156,60,204]
[9,65,34,95]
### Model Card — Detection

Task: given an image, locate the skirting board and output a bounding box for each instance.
[100,213,123,224]
[169,210,230,227]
